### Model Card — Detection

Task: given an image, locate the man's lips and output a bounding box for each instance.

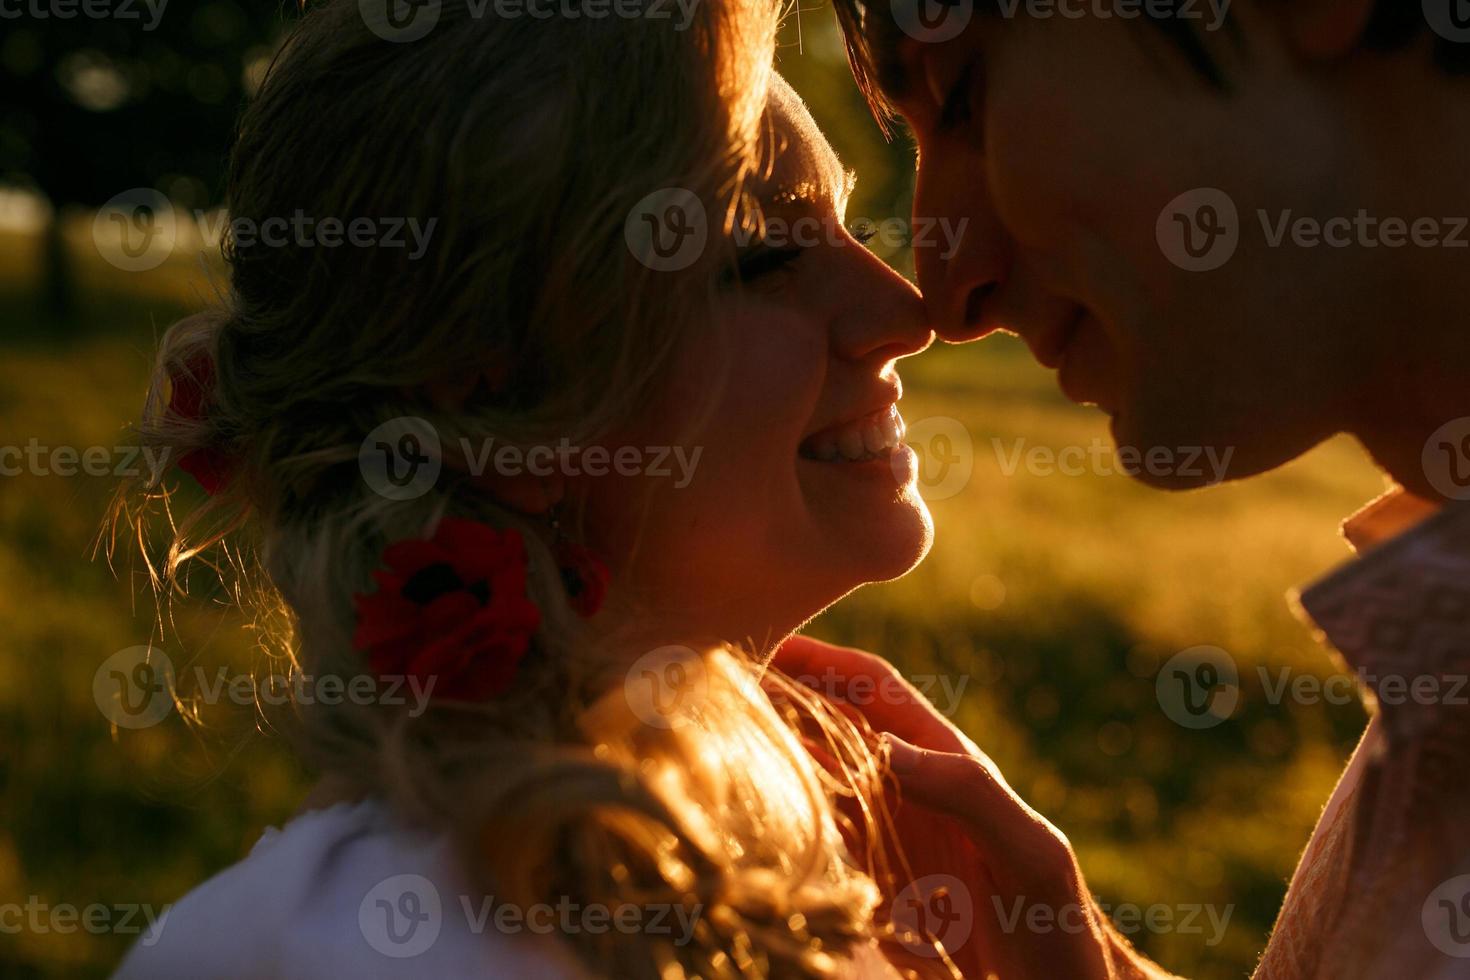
[1025,309,1086,370]
[1056,313,1117,413]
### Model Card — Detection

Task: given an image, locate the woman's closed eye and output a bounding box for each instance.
[734,243,805,282]
[727,219,879,287]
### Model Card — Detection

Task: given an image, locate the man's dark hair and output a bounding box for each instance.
[832,0,1470,126]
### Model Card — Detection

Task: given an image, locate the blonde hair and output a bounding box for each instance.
[107,0,955,976]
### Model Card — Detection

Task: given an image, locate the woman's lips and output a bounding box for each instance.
[799,405,906,463]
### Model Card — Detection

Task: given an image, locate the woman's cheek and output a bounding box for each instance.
[703,303,827,439]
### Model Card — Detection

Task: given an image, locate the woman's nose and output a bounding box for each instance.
[828,236,934,364]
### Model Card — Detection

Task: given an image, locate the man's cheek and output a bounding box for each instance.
[996,105,1196,304]
[983,81,1103,247]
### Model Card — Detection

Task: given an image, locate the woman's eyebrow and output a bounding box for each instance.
[765,168,857,210]
[838,168,858,211]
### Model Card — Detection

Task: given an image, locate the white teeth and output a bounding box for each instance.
[801,405,907,463]
[837,426,867,461]
[862,419,886,455]
[876,405,904,450]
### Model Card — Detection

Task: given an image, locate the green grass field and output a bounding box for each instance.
[0,197,1385,980]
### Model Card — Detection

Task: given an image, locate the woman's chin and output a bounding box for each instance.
[881,498,936,579]
[820,493,934,588]
[798,447,933,570]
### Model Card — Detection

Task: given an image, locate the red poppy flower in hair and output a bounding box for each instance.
[352,519,542,701]
[168,352,232,495]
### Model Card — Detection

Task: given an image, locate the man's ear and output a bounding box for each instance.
[1280,0,1378,61]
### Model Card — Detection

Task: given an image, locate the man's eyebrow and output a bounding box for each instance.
[836,0,1003,124]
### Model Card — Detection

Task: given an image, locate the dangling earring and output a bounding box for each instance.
[548,504,609,618]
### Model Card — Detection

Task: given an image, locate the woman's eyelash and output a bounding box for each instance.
[733,245,804,282]
[725,219,873,283]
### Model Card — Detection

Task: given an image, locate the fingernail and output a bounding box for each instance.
[883,733,922,775]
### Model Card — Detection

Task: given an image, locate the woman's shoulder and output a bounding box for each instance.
[114,797,588,979]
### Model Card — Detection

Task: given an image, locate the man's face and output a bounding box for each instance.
[889,5,1397,487]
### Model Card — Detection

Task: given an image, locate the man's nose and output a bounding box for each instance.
[912,151,1010,343]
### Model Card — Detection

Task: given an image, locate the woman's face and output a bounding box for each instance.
[584,78,935,649]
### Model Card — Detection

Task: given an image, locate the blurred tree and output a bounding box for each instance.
[0,0,285,323]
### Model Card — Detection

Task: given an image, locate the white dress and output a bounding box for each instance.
[114,797,901,979]
[112,798,589,979]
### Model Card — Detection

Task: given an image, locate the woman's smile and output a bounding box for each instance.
[799,402,907,464]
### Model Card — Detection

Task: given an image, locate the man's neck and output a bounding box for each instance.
[1338,44,1470,502]
[1351,318,1470,502]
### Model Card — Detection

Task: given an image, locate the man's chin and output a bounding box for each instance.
[1106,412,1248,492]
[1057,368,1107,412]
